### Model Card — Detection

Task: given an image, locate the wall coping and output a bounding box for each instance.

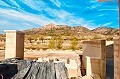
[82,39,105,44]
[86,56,100,59]
[4,30,25,34]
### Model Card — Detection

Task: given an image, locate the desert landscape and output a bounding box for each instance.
[0,24,116,60]
[0,24,116,79]
[0,0,119,78]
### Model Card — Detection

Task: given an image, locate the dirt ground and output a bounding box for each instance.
[0,50,4,60]
[0,50,81,60]
[0,41,113,60]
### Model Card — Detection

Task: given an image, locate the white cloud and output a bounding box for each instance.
[0,9,51,25]
[98,14,104,16]
[0,20,8,24]
[87,4,101,9]
[90,0,98,3]
[45,8,72,19]
[0,7,99,30]
[43,7,99,29]
[0,0,104,31]
[9,0,21,8]
[101,22,113,26]
[0,0,118,33]
[98,9,118,11]
[50,0,61,7]
[0,1,10,7]
[22,0,47,11]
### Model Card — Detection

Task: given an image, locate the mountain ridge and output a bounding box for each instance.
[24,24,119,36]
[92,27,119,35]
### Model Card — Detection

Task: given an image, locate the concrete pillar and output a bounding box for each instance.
[86,56,92,76]
[4,30,25,59]
[86,56,100,77]
[100,40,106,79]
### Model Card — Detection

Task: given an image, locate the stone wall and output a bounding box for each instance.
[114,36,120,79]
[82,40,106,79]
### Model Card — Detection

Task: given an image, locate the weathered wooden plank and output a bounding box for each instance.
[12,60,32,79]
[55,62,68,79]
[0,58,68,79]
[46,62,56,79]
[36,62,46,79]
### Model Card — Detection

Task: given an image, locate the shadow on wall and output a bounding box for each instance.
[0,64,18,79]
[106,44,113,58]
[106,44,114,79]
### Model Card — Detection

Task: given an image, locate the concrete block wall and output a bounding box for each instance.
[114,36,120,79]
[86,56,100,76]
[65,59,78,78]
[4,30,25,59]
[82,40,106,79]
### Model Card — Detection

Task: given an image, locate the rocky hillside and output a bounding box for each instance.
[41,23,60,29]
[24,24,119,37]
[24,24,94,36]
[92,27,119,35]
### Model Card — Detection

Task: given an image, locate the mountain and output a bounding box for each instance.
[24,24,119,38]
[73,26,91,32]
[41,23,60,30]
[24,24,93,36]
[92,27,119,35]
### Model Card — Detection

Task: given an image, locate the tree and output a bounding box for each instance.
[70,37,78,50]
[56,36,63,49]
[27,37,32,43]
[39,36,44,43]
[48,39,55,49]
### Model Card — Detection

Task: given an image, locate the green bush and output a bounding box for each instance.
[48,39,55,49]
[56,36,63,49]
[70,37,78,50]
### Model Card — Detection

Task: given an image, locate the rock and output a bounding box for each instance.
[0,58,68,79]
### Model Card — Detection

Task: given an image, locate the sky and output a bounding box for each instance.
[0,0,119,33]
